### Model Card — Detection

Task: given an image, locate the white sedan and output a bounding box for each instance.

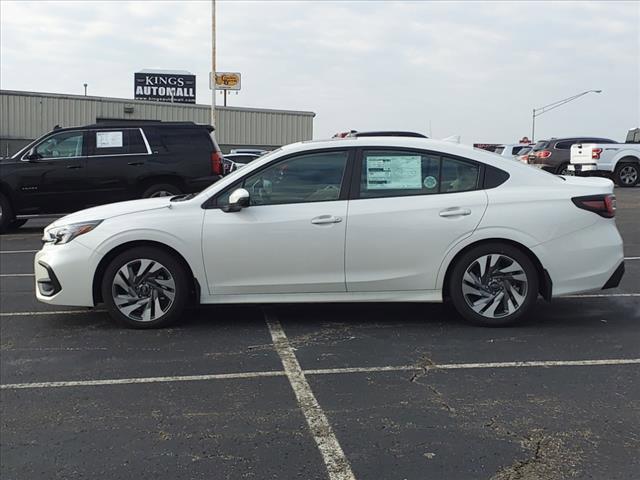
[34,133,625,328]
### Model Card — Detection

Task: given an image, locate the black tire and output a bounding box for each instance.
[556,162,571,176]
[9,219,28,230]
[0,193,14,234]
[449,242,539,327]
[101,246,190,329]
[142,183,182,198]
[613,162,639,188]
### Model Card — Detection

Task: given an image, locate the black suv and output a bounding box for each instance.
[526,136,615,175]
[0,121,223,232]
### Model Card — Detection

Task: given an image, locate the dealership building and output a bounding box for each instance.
[0,89,315,156]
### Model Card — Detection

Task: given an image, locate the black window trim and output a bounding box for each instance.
[202,147,357,210]
[350,146,487,200]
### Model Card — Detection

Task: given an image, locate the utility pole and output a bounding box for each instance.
[531,89,601,141]
[211,0,216,130]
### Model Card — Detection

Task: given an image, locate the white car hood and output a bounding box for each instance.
[48,197,172,228]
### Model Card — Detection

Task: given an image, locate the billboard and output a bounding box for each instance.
[134,71,196,103]
[214,72,241,91]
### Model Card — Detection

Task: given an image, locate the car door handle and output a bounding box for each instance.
[311,215,342,225]
[66,165,83,169]
[128,161,145,166]
[439,208,472,217]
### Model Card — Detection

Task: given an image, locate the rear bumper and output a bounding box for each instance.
[532,220,624,297]
[568,163,597,173]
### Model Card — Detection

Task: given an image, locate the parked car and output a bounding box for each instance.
[568,128,640,187]
[223,153,262,175]
[526,137,615,175]
[493,144,532,159]
[0,121,223,232]
[34,131,624,329]
[516,145,534,163]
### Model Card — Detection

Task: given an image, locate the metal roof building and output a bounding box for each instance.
[0,90,315,156]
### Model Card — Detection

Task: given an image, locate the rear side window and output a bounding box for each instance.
[555,140,578,150]
[358,150,480,199]
[92,129,148,155]
[151,127,213,153]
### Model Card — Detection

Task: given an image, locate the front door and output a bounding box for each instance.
[345,149,488,292]
[202,149,351,295]
[16,130,89,214]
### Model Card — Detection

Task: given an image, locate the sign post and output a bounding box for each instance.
[213,72,241,107]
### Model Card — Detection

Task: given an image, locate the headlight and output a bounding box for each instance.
[43,221,102,245]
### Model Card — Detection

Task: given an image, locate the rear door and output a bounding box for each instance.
[84,128,151,205]
[345,149,488,292]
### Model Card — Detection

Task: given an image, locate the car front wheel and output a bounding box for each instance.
[449,243,539,327]
[101,247,189,328]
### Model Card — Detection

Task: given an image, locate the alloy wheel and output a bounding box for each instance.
[150,190,174,197]
[619,165,638,185]
[111,258,176,322]
[462,254,528,319]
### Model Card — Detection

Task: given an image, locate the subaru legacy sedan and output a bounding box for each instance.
[34,132,624,328]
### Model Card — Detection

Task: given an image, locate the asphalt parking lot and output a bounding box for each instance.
[1,188,639,480]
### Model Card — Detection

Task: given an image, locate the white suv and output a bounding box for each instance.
[35,132,624,328]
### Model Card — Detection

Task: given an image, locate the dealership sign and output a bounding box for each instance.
[214,72,241,91]
[134,71,196,103]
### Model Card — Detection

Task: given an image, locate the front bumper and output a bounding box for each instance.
[34,241,98,307]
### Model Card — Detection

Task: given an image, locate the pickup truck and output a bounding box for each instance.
[569,128,640,187]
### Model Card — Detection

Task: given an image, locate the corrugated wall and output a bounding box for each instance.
[0,90,314,147]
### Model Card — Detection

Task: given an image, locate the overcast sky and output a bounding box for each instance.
[1,0,638,143]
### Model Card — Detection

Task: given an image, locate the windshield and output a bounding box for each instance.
[10,132,52,159]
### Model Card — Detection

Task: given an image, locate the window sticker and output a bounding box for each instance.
[366,155,422,189]
[96,131,123,148]
[423,175,438,189]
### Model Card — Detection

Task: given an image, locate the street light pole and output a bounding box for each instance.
[531,89,601,141]
[211,0,216,130]
[83,83,87,96]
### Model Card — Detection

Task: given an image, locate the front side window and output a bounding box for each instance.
[217,151,348,207]
[35,131,83,159]
[358,150,480,199]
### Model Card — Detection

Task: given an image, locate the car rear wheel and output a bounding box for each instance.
[614,163,639,187]
[101,247,189,328]
[142,183,182,198]
[0,193,14,234]
[557,162,572,176]
[449,243,539,327]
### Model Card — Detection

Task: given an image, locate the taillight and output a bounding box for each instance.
[591,148,603,160]
[211,151,223,175]
[572,194,616,218]
[536,150,552,159]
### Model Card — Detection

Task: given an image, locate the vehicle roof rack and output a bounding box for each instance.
[352,131,428,138]
[333,130,428,139]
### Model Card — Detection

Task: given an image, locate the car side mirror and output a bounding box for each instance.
[23,147,41,161]
[222,188,250,212]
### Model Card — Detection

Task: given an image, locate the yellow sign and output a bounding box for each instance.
[214,72,241,91]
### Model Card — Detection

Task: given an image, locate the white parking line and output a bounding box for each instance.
[0,273,34,277]
[2,358,639,391]
[265,309,356,480]
[0,250,38,254]
[0,371,285,390]
[562,293,640,298]
[0,309,105,317]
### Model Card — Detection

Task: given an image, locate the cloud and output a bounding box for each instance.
[1,0,638,143]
